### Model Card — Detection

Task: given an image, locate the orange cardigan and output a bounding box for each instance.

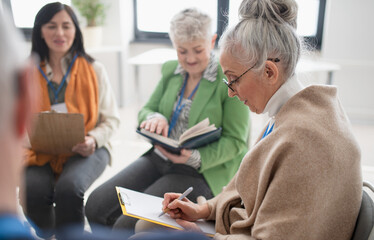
[25,56,98,175]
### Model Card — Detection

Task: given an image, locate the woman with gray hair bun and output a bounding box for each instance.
[162,0,362,239]
[85,7,250,233]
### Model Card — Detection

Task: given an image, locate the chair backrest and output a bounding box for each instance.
[351,181,374,240]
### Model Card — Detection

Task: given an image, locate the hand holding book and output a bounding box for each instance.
[139,116,169,137]
[137,118,222,154]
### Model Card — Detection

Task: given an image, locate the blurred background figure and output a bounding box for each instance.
[20,2,120,238]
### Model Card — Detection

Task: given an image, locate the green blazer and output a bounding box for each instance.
[138,60,250,196]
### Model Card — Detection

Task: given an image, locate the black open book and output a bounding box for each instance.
[136,118,222,154]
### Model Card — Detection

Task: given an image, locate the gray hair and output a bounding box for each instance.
[169,8,213,44]
[0,10,27,133]
[219,0,302,80]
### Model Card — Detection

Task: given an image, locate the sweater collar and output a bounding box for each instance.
[174,52,218,82]
[263,75,305,118]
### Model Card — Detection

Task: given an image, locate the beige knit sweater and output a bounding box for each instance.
[207,85,362,240]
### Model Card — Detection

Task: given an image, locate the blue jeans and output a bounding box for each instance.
[85,149,214,233]
[21,147,109,238]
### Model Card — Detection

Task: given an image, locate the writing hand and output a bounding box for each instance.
[155,146,192,164]
[162,192,201,222]
[72,136,96,157]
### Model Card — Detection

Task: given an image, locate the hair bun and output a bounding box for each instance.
[239,0,298,29]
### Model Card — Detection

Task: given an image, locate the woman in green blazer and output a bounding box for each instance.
[85,8,250,232]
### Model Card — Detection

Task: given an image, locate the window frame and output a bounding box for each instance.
[133,0,326,50]
[2,0,326,49]
[0,0,33,39]
[1,0,71,41]
[304,0,326,50]
[133,0,229,45]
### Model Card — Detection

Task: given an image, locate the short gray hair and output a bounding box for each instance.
[169,8,213,43]
[219,0,302,80]
[0,10,27,133]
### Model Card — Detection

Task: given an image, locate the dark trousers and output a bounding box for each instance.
[85,150,214,233]
[21,147,109,237]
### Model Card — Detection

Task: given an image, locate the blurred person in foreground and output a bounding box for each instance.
[0,8,37,240]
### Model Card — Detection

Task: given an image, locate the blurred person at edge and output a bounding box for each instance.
[0,8,37,240]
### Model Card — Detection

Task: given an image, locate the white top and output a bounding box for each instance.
[263,75,305,118]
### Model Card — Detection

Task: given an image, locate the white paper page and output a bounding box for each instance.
[179,124,216,144]
[179,118,209,141]
[179,118,214,143]
[118,187,215,235]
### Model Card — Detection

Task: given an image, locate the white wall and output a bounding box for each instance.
[85,0,125,107]
[321,0,374,123]
[126,42,173,105]
[70,0,132,108]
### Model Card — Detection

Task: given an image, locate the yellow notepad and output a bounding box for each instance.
[115,186,215,237]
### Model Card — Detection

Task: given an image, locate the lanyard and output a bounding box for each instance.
[38,53,78,104]
[261,121,275,140]
[168,74,200,137]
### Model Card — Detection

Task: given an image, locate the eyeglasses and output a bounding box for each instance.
[222,58,280,92]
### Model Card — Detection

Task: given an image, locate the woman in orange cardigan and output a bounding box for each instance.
[20,2,120,238]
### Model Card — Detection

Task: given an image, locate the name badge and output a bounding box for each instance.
[51,102,68,113]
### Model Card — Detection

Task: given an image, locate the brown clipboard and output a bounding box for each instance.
[29,111,85,155]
